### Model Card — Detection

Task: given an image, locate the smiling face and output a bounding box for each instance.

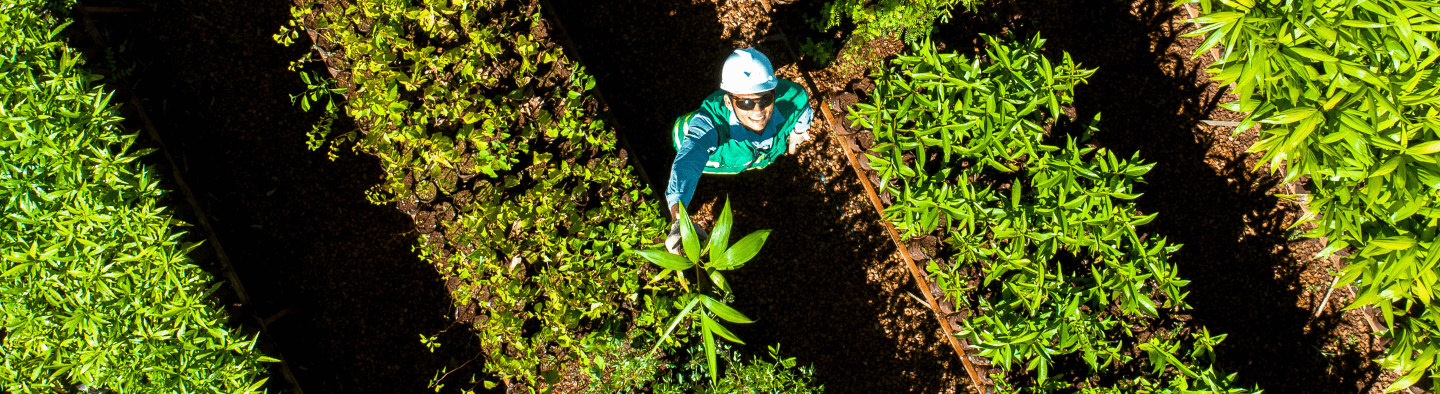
[725,90,775,133]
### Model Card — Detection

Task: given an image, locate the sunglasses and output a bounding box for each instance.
[730,92,774,111]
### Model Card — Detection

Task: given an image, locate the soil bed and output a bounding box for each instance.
[73,1,490,392]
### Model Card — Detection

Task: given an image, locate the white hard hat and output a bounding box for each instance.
[720,48,777,94]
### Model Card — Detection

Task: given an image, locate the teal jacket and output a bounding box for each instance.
[665,79,813,209]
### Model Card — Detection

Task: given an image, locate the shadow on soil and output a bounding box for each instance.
[928,0,1384,391]
[81,0,488,392]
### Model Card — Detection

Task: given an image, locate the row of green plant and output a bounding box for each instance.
[276,0,821,391]
[1185,0,1440,390]
[847,33,1258,392]
[1,0,273,392]
[277,0,661,389]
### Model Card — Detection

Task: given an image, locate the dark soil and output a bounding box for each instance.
[73,1,490,392]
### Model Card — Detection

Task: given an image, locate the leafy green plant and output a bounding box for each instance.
[291,69,344,113]
[800,37,839,68]
[1185,0,1440,390]
[291,70,346,154]
[848,32,1257,392]
[1,0,271,391]
[576,334,666,394]
[631,198,768,384]
[650,343,825,394]
[810,0,970,45]
[275,0,672,390]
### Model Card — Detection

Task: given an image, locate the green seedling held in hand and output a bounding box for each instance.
[631,197,769,386]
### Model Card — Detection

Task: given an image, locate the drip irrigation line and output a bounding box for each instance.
[76,4,306,393]
[764,22,995,393]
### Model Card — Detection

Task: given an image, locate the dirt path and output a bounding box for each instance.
[78,1,488,392]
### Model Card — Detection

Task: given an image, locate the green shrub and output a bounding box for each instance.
[848,33,1257,393]
[575,336,823,394]
[809,0,969,45]
[0,1,272,392]
[277,0,667,389]
[1185,0,1440,390]
[649,343,824,394]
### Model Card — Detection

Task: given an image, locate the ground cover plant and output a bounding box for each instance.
[846,32,1259,392]
[0,0,272,391]
[809,0,971,45]
[276,0,669,389]
[1185,0,1440,390]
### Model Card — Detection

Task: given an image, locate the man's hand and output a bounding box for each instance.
[665,220,710,256]
[788,130,811,154]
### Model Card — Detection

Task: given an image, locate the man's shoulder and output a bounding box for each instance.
[687,111,719,130]
[777,79,807,99]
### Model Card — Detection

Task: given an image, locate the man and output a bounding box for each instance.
[664,48,814,254]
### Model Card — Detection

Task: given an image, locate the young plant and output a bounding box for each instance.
[650,343,825,394]
[631,198,769,385]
